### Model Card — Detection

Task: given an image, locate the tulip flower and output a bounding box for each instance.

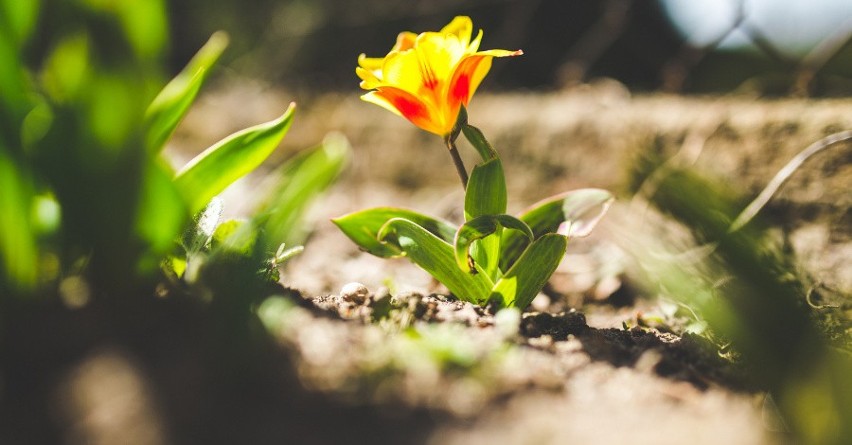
[357,16,522,137]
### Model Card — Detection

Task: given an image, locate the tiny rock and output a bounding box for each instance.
[340,282,370,304]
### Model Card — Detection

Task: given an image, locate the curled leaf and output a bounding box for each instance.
[464,157,507,220]
[500,188,613,270]
[454,214,533,273]
[557,188,615,237]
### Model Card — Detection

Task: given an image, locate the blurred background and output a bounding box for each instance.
[3,1,851,444]
[168,0,852,95]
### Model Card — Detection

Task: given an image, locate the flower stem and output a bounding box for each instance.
[445,137,469,189]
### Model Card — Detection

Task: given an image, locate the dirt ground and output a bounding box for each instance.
[36,81,847,444]
[173,80,852,297]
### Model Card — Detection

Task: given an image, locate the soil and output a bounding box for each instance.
[3,83,849,444]
[188,83,850,444]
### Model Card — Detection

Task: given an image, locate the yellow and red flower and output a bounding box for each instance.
[357,16,522,137]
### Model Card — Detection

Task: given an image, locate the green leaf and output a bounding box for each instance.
[0,33,29,119]
[145,32,228,154]
[463,157,509,280]
[378,218,493,304]
[0,0,40,48]
[110,0,167,60]
[464,157,507,220]
[135,158,188,273]
[557,188,615,237]
[40,32,91,103]
[461,119,497,161]
[174,103,296,214]
[454,214,533,273]
[257,132,349,250]
[211,218,255,255]
[490,234,567,309]
[332,207,457,258]
[501,188,613,271]
[0,149,37,291]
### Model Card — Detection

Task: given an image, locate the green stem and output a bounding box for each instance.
[445,136,468,189]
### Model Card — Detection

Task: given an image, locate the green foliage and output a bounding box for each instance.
[163,136,349,296]
[500,188,613,271]
[333,208,458,258]
[174,105,296,214]
[145,32,229,154]
[454,214,532,276]
[631,163,852,445]
[377,218,494,303]
[459,115,498,161]
[490,234,567,308]
[0,0,347,302]
[335,122,613,309]
[255,132,350,247]
[0,151,37,289]
[464,158,506,219]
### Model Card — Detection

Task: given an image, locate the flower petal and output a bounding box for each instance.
[356,66,381,90]
[362,88,445,135]
[358,53,385,72]
[415,32,464,87]
[441,16,473,46]
[447,54,492,109]
[476,49,524,57]
[469,29,483,53]
[382,49,426,96]
[447,49,523,108]
[393,31,418,51]
[355,16,522,136]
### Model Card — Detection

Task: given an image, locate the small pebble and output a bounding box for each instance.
[340,282,369,304]
[494,307,521,338]
[531,293,551,312]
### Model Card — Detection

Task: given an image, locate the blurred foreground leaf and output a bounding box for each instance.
[0,150,37,290]
[0,0,39,47]
[255,132,350,249]
[632,164,852,445]
[135,159,188,273]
